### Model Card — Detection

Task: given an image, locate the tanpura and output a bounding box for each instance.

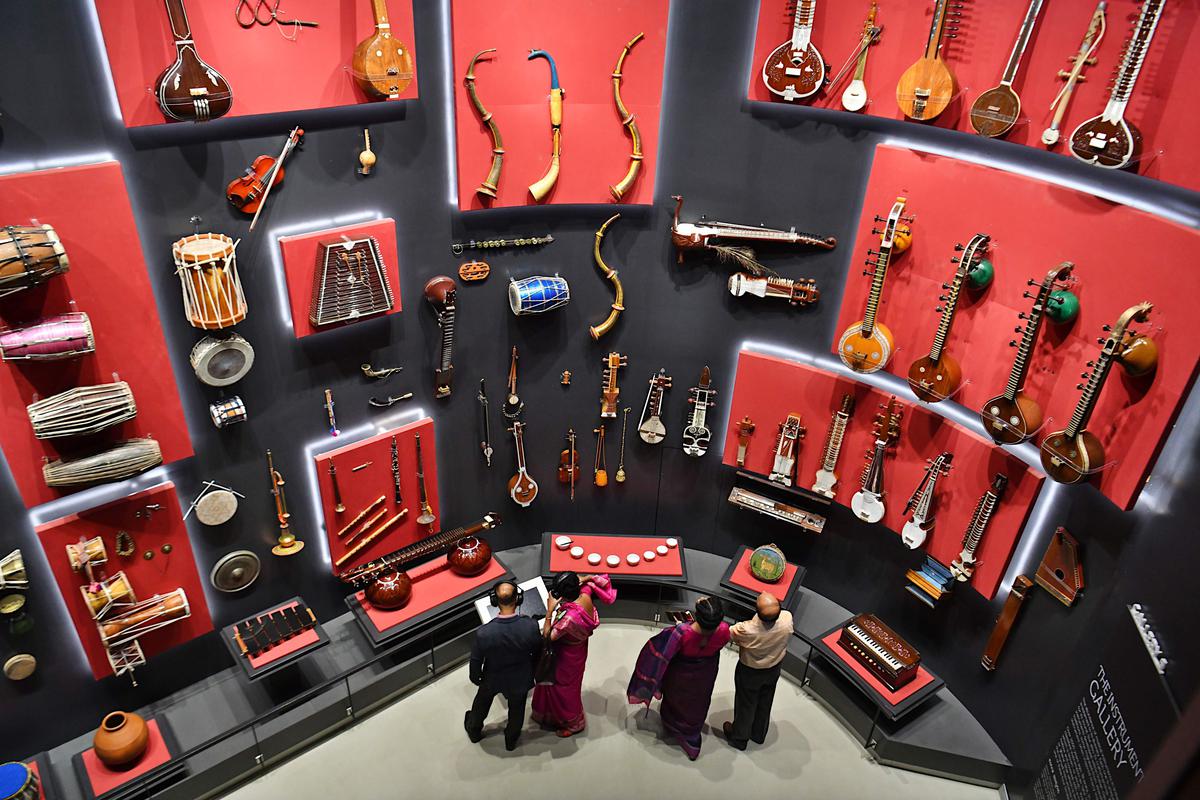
[226,127,303,231]
[895,0,961,121]
[154,0,233,122]
[837,197,912,373]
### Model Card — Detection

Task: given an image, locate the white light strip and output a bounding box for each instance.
[441,0,460,207]
[996,481,1064,596]
[29,469,172,527]
[81,0,124,122]
[0,152,117,178]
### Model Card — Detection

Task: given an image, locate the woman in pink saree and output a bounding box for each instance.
[532,572,617,737]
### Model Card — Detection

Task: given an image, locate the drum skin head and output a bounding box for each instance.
[195,489,239,525]
[191,334,255,387]
[3,653,37,681]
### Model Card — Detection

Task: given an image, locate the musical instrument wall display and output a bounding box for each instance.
[682,366,716,457]
[478,379,493,467]
[154,0,233,122]
[615,407,630,482]
[1042,2,1107,148]
[0,312,94,361]
[901,452,952,550]
[465,49,504,198]
[507,421,538,507]
[415,433,437,532]
[838,197,911,373]
[353,0,414,100]
[850,396,902,524]
[967,0,1045,138]
[1,224,70,299]
[637,368,672,445]
[190,333,255,387]
[226,127,303,231]
[503,346,523,421]
[528,49,564,202]
[172,232,247,330]
[267,449,303,556]
[762,0,825,102]
[593,425,609,487]
[424,275,458,398]
[590,214,626,339]
[896,0,961,121]
[727,485,826,534]
[309,236,393,327]
[812,393,854,498]
[768,413,805,488]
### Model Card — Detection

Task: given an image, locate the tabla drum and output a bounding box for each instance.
[0,224,70,299]
[209,396,247,429]
[26,381,137,439]
[172,233,247,330]
[195,488,239,525]
[0,762,39,799]
[190,333,254,387]
[43,438,162,487]
[0,312,94,361]
[209,550,260,592]
[507,275,570,316]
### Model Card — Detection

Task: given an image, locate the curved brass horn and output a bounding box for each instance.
[589,214,625,340]
[465,49,504,199]
[609,33,645,202]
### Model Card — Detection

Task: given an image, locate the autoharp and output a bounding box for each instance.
[309,236,394,327]
[339,512,502,587]
[838,613,920,691]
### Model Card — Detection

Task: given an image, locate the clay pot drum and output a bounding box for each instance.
[93,711,150,768]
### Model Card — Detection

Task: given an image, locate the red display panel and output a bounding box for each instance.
[451,0,668,209]
[315,417,439,575]
[547,534,683,577]
[244,602,320,669]
[356,555,507,633]
[723,352,1044,600]
[34,483,213,680]
[821,630,936,705]
[93,0,418,128]
[833,145,1198,510]
[746,0,1200,191]
[79,719,173,797]
[0,162,193,509]
[727,548,801,597]
[277,219,401,338]
[27,760,46,800]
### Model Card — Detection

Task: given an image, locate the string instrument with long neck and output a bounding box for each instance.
[1042,2,1107,148]
[838,197,912,373]
[478,379,493,467]
[950,474,1008,582]
[267,449,303,556]
[590,214,626,339]
[812,393,854,498]
[415,433,436,532]
[1070,0,1165,170]
[682,367,716,457]
[841,3,880,112]
[226,127,303,231]
[559,429,579,500]
[615,409,630,482]
[594,425,609,487]
[464,49,503,199]
[736,416,756,468]
[768,413,806,488]
[980,262,1074,444]
[727,272,819,307]
[339,513,502,587]
[424,276,457,398]
[503,346,523,420]
[907,233,990,403]
[507,421,538,507]
[353,0,414,100]
[637,369,673,445]
[1041,302,1156,484]
[895,0,961,120]
[600,352,627,418]
[671,195,837,277]
[851,396,902,524]
[527,49,563,202]
[901,452,953,549]
[969,0,1046,138]
[610,33,645,200]
[762,0,825,102]
[154,0,233,122]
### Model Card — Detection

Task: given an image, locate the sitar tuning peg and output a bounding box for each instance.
[939,295,948,302]
[1097,338,1106,345]
[935,306,944,314]
[941,282,951,289]
[951,257,961,264]
[954,243,965,251]
[1081,372,1090,379]
[1015,327,1023,334]
[1009,340,1018,347]
[1018,312,1028,320]
[1023,291,1034,299]
[1086,360,1095,367]
[1026,279,1037,286]
[1102,324,1112,331]
[873,215,885,223]
[1076,384,1085,391]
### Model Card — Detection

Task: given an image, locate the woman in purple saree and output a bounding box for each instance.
[628,596,730,760]
[532,572,617,737]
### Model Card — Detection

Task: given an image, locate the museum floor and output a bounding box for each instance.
[221,623,1001,800]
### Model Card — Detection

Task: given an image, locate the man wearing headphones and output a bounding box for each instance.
[465,580,542,751]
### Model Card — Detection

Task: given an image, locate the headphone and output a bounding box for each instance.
[488,580,524,609]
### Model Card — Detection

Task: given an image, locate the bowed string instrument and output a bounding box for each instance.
[226,126,304,231]
[559,429,579,501]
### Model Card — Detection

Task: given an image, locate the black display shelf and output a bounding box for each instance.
[538,532,690,584]
[219,596,330,683]
[735,469,833,507]
[718,544,807,609]
[70,716,188,800]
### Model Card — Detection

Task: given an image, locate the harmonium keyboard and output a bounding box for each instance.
[727,487,826,534]
[233,603,317,659]
[837,613,920,692]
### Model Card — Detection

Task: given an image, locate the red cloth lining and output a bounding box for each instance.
[821,630,936,706]
[728,548,799,596]
[243,602,320,669]
[27,759,45,800]
[547,535,683,577]
[358,556,507,633]
[80,719,172,797]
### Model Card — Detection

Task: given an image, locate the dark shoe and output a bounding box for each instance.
[722,721,747,750]
[505,735,519,751]
[464,711,483,743]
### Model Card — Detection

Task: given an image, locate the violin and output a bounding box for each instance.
[226,127,303,229]
[558,429,579,501]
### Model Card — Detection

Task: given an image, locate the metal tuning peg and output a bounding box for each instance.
[873,215,886,223]
[1076,384,1085,390]
[954,243,965,251]
[935,306,944,314]
[939,295,948,302]
[1018,312,1027,320]
[1102,324,1112,331]
[1023,291,1034,299]
[951,257,961,264]
[1086,360,1095,367]
[1009,340,1018,347]
[1026,279,1037,286]
[871,228,882,236]
[941,282,951,290]
[900,215,916,223]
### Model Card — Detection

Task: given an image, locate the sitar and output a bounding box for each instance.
[762,0,826,102]
[950,474,1008,582]
[154,0,233,122]
[352,0,414,100]
[896,0,961,121]
[637,369,672,445]
[1070,0,1165,170]
[838,197,911,373]
[980,263,1074,444]
[1040,302,1156,484]
[907,233,990,403]
[682,367,716,457]
[851,396,901,523]
[901,452,952,549]
[339,513,502,586]
[423,276,457,398]
[812,393,854,498]
[507,421,538,507]
[968,0,1045,138]
[768,413,805,488]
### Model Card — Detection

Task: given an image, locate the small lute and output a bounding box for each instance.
[353,0,414,100]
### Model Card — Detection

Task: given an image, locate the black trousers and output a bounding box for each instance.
[730,661,783,744]
[466,683,529,743]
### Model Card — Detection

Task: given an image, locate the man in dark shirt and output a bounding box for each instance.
[464,580,543,751]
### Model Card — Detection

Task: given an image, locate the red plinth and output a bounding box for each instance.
[728,548,801,597]
[548,534,683,577]
[821,630,936,706]
[357,555,507,633]
[79,719,173,797]
[244,602,320,669]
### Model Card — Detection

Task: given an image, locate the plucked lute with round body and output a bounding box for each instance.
[839,197,911,373]
[762,0,825,101]
[353,0,414,100]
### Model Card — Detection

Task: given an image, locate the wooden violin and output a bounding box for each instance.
[559,429,579,501]
[155,0,233,122]
[226,127,303,229]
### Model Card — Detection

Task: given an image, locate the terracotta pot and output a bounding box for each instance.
[93,711,149,768]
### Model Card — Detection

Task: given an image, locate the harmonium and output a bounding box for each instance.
[837,613,920,692]
[233,604,317,659]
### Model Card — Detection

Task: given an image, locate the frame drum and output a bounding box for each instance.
[0,762,39,799]
[0,224,70,299]
[508,275,570,316]
[43,437,163,487]
[191,333,254,387]
[209,396,247,429]
[195,487,239,525]
[0,312,94,361]
[27,381,137,439]
[172,233,247,330]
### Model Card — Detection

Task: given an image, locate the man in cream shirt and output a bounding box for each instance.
[723,591,792,750]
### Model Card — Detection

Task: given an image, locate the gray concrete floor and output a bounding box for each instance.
[223,622,1002,800]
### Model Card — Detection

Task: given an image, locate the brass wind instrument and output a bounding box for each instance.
[267,450,304,556]
[465,48,504,199]
[528,49,563,202]
[590,213,626,340]
[609,33,645,201]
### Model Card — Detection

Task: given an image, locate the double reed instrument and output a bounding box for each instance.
[590,214,625,340]
[465,49,504,199]
[610,33,645,201]
[267,450,304,556]
[528,49,564,202]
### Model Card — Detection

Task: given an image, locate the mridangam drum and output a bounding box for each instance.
[508,275,570,316]
[43,438,162,487]
[26,381,137,439]
[190,333,254,387]
[209,396,247,428]
[172,233,247,330]
[0,761,39,799]
[0,224,70,299]
[0,312,94,361]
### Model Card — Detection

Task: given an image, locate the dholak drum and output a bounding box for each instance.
[26,381,137,439]
[0,224,70,299]
[43,438,162,488]
[172,233,247,330]
[0,761,38,799]
[0,312,95,361]
[209,396,247,429]
[190,333,254,387]
[508,275,570,316]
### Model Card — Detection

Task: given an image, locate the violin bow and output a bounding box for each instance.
[249,127,300,231]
